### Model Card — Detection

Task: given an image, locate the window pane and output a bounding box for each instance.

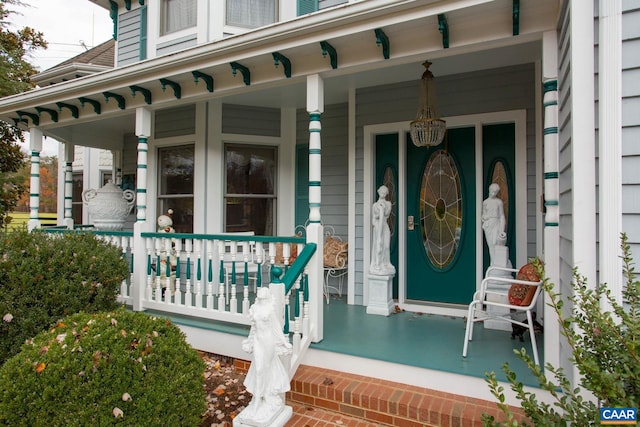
[162,0,196,34]
[158,197,193,234]
[226,0,276,28]
[225,198,274,235]
[224,144,277,235]
[158,145,194,233]
[159,145,194,195]
[225,145,276,195]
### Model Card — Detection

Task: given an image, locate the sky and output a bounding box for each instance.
[9,0,113,156]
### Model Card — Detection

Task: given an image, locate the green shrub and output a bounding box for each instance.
[483,234,640,426]
[0,308,206,426]
[0,230,129,363]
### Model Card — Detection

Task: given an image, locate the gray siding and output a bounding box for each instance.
[621,3,640,256]
[222,104,281,137]
[319,0,348,9]
[346,64,535,304]
[155,105,196,138]
[157,34,197,56]
[117,8,141,66]
[557,0,576,383]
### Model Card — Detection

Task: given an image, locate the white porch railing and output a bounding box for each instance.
[43,228,317,378]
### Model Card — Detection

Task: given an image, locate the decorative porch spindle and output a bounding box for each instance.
[135,137,148,222]
[28,127,43,231]
[64,161,73,227]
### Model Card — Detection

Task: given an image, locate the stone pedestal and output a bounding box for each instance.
[484,245,512,331]
[367,273,395,316]
[233,405,292,427]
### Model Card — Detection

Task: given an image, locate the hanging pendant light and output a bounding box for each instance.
[409,61,446,147]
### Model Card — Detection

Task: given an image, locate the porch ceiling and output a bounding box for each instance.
[0,0,559,144]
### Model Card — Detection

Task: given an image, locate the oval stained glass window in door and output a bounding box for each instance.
[490,160,509,231]
[382,166,396,240]
[420,150,463,269]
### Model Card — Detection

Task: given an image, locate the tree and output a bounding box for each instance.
[483,234,640,426]
[0,0,47,226]
[14,156,57,213]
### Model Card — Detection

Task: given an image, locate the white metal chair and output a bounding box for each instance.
[322,225,348,304]
[462,265,543,365]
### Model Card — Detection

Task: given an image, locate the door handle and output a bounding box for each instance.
[408,215,414,231]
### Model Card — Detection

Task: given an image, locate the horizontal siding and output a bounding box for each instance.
[222,104,280,137]
[117,8,141,66]
[154,104,196,138]
[622,4,640,252]
[156,34,197,56]
[319,0,347,9]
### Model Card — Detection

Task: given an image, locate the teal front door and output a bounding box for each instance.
[405,127,476,304]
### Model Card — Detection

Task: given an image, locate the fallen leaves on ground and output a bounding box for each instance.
[199,351,250,427]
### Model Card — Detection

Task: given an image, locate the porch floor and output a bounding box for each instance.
[312,295,543,387]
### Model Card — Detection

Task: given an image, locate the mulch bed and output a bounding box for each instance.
[198,351,250,427]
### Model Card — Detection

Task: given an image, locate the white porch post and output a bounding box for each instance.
[132,107,152,311]
[542,30,560,369]
[27,127,43,231]
[63,143,74,229]
[598,0,622,307]
[306,74,324,342]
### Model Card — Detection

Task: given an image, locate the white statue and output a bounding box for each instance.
[370,185,395,275]
[236,287,292,426]
[481,183,506,266]
[157,209,177,295]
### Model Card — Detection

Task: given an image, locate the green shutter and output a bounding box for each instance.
[297,0,318,16]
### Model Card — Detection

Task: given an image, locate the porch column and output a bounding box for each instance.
[27,127,43,231]
[542,30,560,369]
[306,74,324,342]
[63,143,74,229]
[132,107,152,311]
[598,0,622,307]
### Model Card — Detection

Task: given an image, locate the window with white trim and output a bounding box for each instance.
[226,0,277,29]
[157,145,194,233]
[224,144,277,235]
[161,0,197,35]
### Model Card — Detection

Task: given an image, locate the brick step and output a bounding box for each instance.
[285,365,527,427]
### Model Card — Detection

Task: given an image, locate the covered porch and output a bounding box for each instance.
[1,0,562,406]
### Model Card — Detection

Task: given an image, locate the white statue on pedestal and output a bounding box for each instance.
[370,185,395,275]
[235,287,292,427]
[481,183,506,267]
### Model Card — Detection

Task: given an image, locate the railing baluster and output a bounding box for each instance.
[217,240,225,310]
[185,239,193,307]
[164,237,173,303]
[195,239,202,309]
[206,240,215,310]
[256,242,264,289]
[119,236,128,297]
[229,241,238,313]
[242,241,250,314]
[128,236,134,298]
[154,238,163,302]
[174,238,182,305]
[145,237,153,300]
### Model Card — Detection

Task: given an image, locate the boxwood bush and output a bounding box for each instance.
[0,230,129,363]
[0,308,206,426]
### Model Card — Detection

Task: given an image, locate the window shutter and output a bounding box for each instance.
[297,0,318,16]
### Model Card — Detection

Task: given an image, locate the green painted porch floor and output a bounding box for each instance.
[312,296,543,387]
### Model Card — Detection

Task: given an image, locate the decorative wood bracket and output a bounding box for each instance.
[79,97,102,115]
[159,78,182,99]
[16,111,39,126]
[374,29,390,59]
[124,0,131,10]
[109,0,118,40]
[320,41,338,69]
[513,0,520,36]
[272,52,292,78]
[35,107,59,123]
[230,62,251,86]
[56,102,79,118]
[130,85,152,104]
[103,91,126,110]
[192,70,214,93]
[438,14,449,48]
[12,117,27,126]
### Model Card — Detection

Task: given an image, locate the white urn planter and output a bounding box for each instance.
[82,181,135,230]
